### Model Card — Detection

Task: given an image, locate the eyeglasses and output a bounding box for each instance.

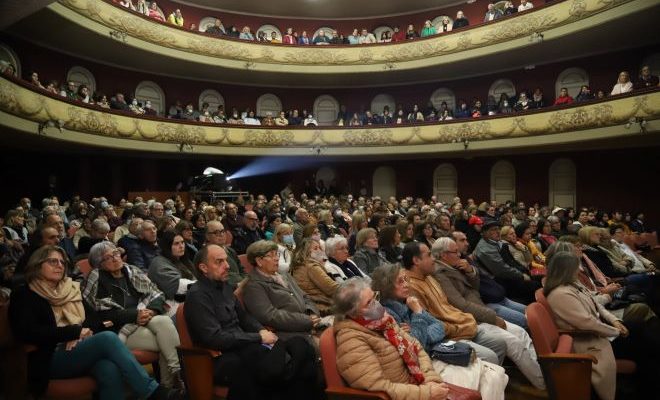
[45,258,66,267]
[445,250,460,255]
[102,250,122,263]
[396,276,410,285]
[259,251,278,260]
[246,217,259,221]
[208,229,226,235]
[367,291,381,308]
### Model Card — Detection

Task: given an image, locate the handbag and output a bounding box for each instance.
[430,341,474,367]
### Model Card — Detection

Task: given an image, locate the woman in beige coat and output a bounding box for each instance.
[544,251,629,400]
[334,278,449,400]
[291,238,339,316]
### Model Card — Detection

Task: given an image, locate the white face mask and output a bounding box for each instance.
[187,107,193,112]
[311,249,326,263]
[132,99,138,106]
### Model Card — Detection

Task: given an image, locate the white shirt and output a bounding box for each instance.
[518,2,534,11]
[610,82,633,95]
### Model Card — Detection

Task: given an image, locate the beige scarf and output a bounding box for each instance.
[29,277,85,327]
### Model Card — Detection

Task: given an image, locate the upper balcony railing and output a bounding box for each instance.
[1,74,658,156]
[49,0,650,75]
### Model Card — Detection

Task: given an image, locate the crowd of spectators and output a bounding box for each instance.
[2,63,656,126]
[1,186,658,398]
[112,0,543,45]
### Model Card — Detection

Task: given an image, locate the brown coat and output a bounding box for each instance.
[291,260,338,316]
[547,284,620,400]
[407,270,478,340]
[433,260,498,325]
[335,318,442,400]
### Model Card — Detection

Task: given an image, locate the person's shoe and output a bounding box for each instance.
[148,385,187,400]
[171,369,186,391]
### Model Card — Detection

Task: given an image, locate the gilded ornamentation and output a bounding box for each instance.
[1,77,658,154]
[154,123,207,143]
[243,129,294,146]
[281,49,350,65]
[343,129,393,145]
[568,0,588,18]
[66,107,119,136]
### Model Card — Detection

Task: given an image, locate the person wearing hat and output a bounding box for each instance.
[466,216,483,252]
[473,220,540,304]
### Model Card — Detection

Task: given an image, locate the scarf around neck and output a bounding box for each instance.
[352,314,425,384]
[30,277,85,327]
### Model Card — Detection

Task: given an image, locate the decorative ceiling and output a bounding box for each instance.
[171,0,464,19]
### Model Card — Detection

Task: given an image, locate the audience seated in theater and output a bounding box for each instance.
[283,27,295,44]
[204,220,245,286]
[325,234,366,279]
[232,210,265,254]
[611,71,633,95]
[347,28,359,44]
[431,238,544,388]
[167,9,184,27]
[256,31,267,42]
[242,240,322,347]
[553,87,574,106]
[352,227,387,275]
[634,65,659,89]
[513,91,531,112]
[372,264,510,399]
[473,220,540,304]
[484,3,503,22]
[120,0,136,11]
[544,250,660,400]
[274,111,288,126]
[272,223,295,273]
[290,238,339,315]
[262,112,275,126]
[83,241,184,389]
[129,97,146,115]
[239,26,255,41]
[391,25,405,41]
[575,85,594,102]
[135,0,149,16]
[405,24,420,39]
[180,103,198,120]
[8,245,184,399]
[497,93,513,114]
[185,245,321,400]
[270,31,281,43]
[503,1,518,15]
[148,230,195,316]
[313,30,331,45]
[530,87,545,108]
[379,30,392,43]
[303,113,318,126]
[298,30,311,45]
[439,17,453,33]
[453,11,470,29]
[60,80,77,100]
[518,0,534,12]
[610,224,655,273]
[110,92,130,111]
[174,220,197,264]
[30,72,45,89]
[358,28,377,44]
[76,84,92,104]
[243,110,260,125]
[402,242,506,365]
[333,277,451,399]
[148,1,165,21]
[77,218,110,255]
[420,20,437,37]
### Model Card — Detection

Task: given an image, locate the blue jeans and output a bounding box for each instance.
[49,331,159,400]
[487,298,528,328]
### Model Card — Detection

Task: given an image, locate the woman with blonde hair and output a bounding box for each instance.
[290,238,338,316]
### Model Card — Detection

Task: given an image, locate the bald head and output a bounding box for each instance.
[244,211,259,231]
[205,220,226,246]
[41,227,60,246]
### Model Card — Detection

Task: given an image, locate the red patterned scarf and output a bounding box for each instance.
[352,315,425,384]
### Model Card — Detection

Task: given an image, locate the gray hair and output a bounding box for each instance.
[325,235,347,257]
[92,218,111,234]
[370,264,402,302]
[333,277,371,321]
[135,219,155,236]
[547,215,560,224]
[89,241,118,268]
[149,202,163,210]
[431,237,455,257]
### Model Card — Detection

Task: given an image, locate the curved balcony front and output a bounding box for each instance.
[8,0,658,86]
[1,75,659,156]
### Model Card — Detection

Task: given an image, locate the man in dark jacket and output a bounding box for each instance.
[231,211,265,254]
[185,245,320,400]
[127,220,159,270]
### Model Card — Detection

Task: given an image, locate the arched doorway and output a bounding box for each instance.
[372,167,396,199]
[433,163,457,204]
[548,158,576,208]
[490,160,516,204]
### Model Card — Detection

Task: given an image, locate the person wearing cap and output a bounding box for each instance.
[473,220,540,304]
[466,216,483,252]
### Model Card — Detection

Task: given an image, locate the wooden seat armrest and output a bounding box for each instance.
[24,344,37,353]
[540,353,598,364]
[325,386,389,399]
[177,345,221,358]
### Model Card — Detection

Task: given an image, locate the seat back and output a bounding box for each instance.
[76,259,92,278]
[176,304,193,348]
[534,288,551,313]
[224,230,233,247]
[527,302,560,355]
[238,254,254,274]
[319,327,344,388]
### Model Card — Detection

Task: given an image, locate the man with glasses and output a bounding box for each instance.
[232,211,265,255]
[205,220,245,286]
[431,238,544,389]
[221,203,243,234]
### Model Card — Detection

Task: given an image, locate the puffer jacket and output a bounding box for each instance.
[335,318,442,400]
[291,259,338,316]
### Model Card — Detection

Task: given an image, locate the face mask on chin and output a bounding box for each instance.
[310,249,326,263]
[311,234,321,242]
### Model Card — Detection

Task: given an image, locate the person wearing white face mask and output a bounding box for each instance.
[290,239,339,316]
[129,98,145,115]
[334,278,453,400]
[273,223,295,273]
